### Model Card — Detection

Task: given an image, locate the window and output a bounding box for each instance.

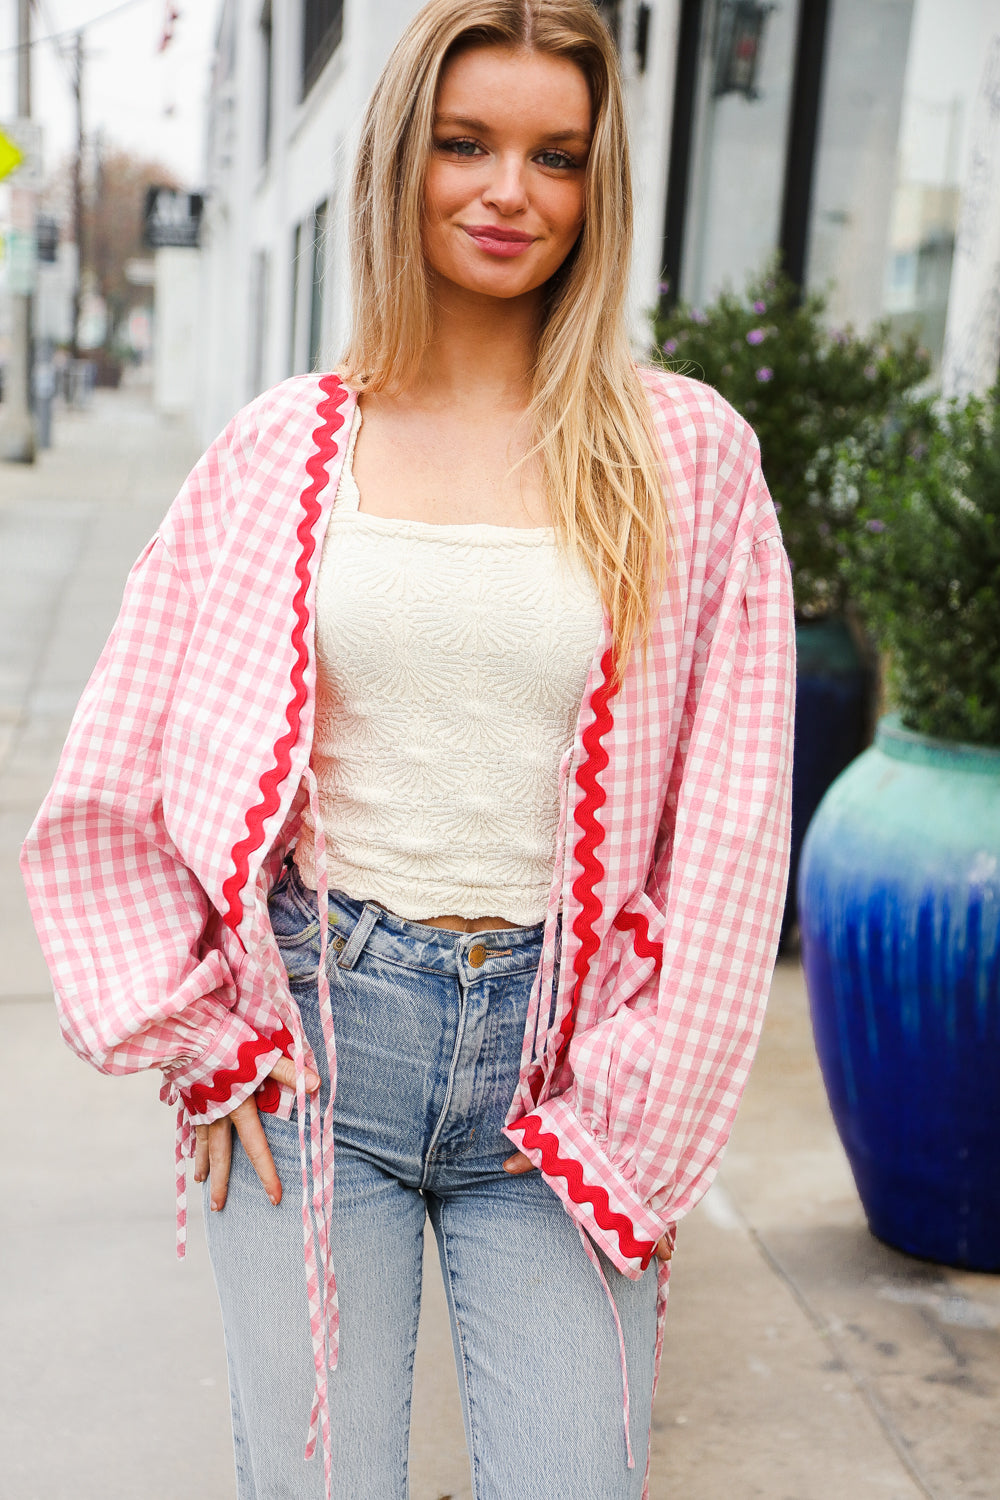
[308,199,329,371]
[302,0,344,97]
[249,249,270,395]
[289,199,330,374]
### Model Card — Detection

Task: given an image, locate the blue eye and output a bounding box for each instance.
[439,137,483,157]
[537,150,576,170]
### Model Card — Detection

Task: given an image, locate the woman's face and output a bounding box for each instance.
[423,44,592,304]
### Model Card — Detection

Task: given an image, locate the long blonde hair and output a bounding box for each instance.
[341,0,670,677]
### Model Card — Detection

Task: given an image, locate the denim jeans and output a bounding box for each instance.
[204,865,658,1499]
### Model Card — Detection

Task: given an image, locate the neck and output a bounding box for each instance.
[410,278,543,411]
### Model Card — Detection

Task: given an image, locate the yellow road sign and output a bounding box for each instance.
[0,127,26,183]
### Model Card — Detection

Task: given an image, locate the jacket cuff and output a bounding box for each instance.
[504,1095,667,1278]
[164,1009,282,1124]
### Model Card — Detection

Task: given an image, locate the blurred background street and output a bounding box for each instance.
[1,383,997,1499]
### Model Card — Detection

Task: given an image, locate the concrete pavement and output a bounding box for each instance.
[2,386,997,1499]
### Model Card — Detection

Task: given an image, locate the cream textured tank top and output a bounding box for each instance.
[294,403,604,925]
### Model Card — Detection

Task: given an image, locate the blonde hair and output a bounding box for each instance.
[341,0,670,676]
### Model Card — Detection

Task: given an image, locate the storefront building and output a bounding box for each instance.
[193,0,1000,443]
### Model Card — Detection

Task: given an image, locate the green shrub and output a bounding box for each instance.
[836,390,1000,747]
[653,268,930,617]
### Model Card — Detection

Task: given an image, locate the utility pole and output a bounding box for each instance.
[1,0,36,462]
[70,33,85,360]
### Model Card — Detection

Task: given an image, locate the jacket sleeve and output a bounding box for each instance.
[504,480,795,1276]
[20,423,282,1126]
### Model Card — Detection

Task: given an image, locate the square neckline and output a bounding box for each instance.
[334,401,557,540]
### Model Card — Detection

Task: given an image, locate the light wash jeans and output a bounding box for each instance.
[204,865,658,1499]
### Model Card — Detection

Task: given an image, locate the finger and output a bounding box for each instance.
[268,1055,320,1093]
[502,1151,536,1175]
[654,1236,673,1262]
[207,1117,233,1212]
[194,1124,209,1184]
[233,1098,283,1206]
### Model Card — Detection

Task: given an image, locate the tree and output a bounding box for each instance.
[43,146,180,351]
[88,146,180,349]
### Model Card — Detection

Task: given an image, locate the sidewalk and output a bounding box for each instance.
[2,387,997,1500]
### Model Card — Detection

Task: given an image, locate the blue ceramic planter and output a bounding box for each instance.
[799,716,1000,1270]
[786,618,872,944]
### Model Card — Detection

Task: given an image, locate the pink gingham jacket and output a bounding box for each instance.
[21,368,793,1477]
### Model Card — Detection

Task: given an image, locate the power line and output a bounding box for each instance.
[0,0,156,57]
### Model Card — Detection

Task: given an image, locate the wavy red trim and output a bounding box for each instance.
[548,647,618,1082]
[509,1113,656,1269]
[255,1023,294,1114]
[182,1031,278,1116]
[613,909,664,971]
[221,375,349,932]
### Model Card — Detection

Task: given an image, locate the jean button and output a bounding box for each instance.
[468,943,487,968]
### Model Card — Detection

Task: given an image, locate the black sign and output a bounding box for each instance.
[36,214,59,263]
[144,187,204,249]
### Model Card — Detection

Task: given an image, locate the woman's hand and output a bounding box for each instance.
[503,1150,673,1261]
[194,1057,320,1211]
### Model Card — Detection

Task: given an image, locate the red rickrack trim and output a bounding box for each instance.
[550,647,618,1080]
[255,1022,295,1114]
[508,1113,656,1270]
[181,1030,278,1116]
[221,375,349,932]
[613,908,664,971]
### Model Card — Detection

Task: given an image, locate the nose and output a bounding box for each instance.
[481,151,529,216]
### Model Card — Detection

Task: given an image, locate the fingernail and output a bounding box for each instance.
[269,1193,279,1206]
[211,1200,220,1212]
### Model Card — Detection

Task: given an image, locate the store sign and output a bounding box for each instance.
[144,187,204,249]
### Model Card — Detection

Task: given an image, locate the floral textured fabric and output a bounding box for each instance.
[20,368,795,1497]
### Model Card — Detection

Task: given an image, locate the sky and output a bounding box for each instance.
[1,0,223,185]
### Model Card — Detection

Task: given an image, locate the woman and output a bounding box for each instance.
[21,3,794,1497]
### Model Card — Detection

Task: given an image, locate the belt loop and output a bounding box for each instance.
[335,901,381,970]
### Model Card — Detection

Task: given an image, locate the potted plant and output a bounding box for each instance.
[654,270,930,939]
[798,388,1000,1269]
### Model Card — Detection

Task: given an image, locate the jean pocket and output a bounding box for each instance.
[268,884,322,983]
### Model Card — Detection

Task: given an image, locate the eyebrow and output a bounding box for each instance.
[433,112,591,145]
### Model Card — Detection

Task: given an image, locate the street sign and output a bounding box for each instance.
[144,187,204,249]
[0,120,43,187]
[3,229,37,294]
[0,128,24,182]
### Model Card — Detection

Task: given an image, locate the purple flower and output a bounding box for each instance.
[773,501,782,513]
[662,338,678,355]
[747,328,766,346]
[755,366,774,383]
[691,307,708,324]
[657,280,671,295]
[866,518,886,533]
[753,299,767,313]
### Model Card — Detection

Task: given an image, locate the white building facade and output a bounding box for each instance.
[193,0,1000,445]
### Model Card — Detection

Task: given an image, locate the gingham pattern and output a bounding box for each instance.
[505,373,795,1280]
[20,368,794,1497]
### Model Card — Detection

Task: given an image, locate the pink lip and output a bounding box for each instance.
[463,224,535,258]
